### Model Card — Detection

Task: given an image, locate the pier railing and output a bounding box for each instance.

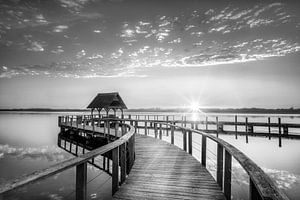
[0,118,135,200]
[0,114,290,200]
[58,114,289,200]
[117,115,289,200]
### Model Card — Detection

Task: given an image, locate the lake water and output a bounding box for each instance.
[0,112,299,200]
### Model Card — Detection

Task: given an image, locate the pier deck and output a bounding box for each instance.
[113,134,225,200]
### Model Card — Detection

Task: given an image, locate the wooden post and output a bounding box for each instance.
[75,143,78,155]
[58,116,61,126]
[216,116,219,137]
[278,118,282,147]
[120,143,126,184]
[76,162,87,200]
[217,144,223,189]
[205,116,208,130]
[154,123,158,138]
[92,119,95,132]
[107,158,110,173]
[201,135,207,166]
[166,116,169,136]
[159,123,162,139]
[107,120,110,136]
[69,142,72,152]
[268,117,271,140]
[188,130,192,155]
[245,117,249,143]
[183,130,187,151]
[144,121,147,135]
[224,150,232,200]
[250,178,261,200]
[103,156,106,170]
[135,120,138,133]
[235,115,238,139]
[112,147,119,195]
[115,121,119,137]
[171,125,174,145]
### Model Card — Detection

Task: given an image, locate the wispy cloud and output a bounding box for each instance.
[0,1,299,78]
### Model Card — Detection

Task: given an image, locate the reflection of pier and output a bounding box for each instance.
[0,93,290,200]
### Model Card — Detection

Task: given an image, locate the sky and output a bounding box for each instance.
[0,0,300,109]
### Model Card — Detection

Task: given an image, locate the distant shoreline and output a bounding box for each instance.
[0,108,300,114]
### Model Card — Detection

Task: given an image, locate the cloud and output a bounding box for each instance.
[53,25,69,33]
[27,41,45,52]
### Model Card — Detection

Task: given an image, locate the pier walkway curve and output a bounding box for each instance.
[113,134,225,200]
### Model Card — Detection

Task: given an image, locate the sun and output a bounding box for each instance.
[189,102,200,112]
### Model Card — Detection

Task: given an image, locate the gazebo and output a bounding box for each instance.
[87,92,127,117]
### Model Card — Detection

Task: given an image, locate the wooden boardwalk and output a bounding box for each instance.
[113,134,225,200]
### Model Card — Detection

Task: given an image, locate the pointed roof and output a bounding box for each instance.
[87,92,127,110]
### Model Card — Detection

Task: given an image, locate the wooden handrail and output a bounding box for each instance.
[0,118,135,200]
[157,121,289,200]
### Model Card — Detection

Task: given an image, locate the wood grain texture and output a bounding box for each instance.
[113,134,225,200]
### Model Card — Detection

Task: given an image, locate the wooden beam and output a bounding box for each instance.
[217,144,223,189]
[76,162,87,200]
[183,130,187,151]
[224,150,232,200]
[120,143,126,184]
[201,135,207,167]
[112,147,119,195]
[171,125,174,145]
[188,130,192,155]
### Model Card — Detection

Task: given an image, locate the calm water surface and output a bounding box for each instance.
[0,112,299,199]
[0,112,112,200]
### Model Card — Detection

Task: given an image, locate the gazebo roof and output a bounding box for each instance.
[87,92,127,110]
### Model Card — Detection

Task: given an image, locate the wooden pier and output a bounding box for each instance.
[114,134,225,200]
[0,114,291,200]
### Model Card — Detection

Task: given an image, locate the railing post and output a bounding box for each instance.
[278,118,282,147]
[183,130,187,151]
[112,147,119,195]
[115,121,119,137]
[166,116,169,136]
[144,121,147,135]
[224,149,232,200]
[268,117,271,140]
[76,162,87,200]
[188,130,192,155]
[205,116,208,130]
[250,178,261,200]
[154,123,158,138]
[245,117,249,143]
[171,124,174,145]
[217,144,223,189]
[120,143,126,184]
[235,115,238,139]
[201,135,206,166]
[159,123,162,139]
[135,120,138,133]
[58,116,61,126]
[216,116,219,137]
[107,120,110,135]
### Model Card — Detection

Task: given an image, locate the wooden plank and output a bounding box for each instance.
[113,135,225,200]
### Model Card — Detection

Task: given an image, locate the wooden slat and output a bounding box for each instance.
[113,135,224,200]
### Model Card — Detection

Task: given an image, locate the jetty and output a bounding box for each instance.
[0,93,292,200]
